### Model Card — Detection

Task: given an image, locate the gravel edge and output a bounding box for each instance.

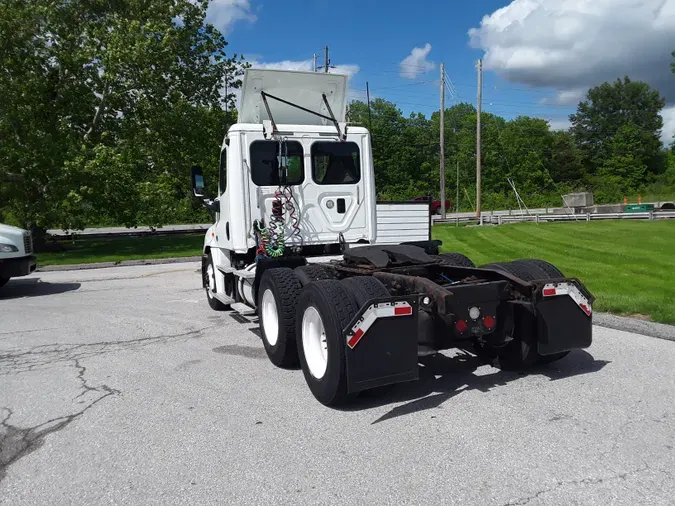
[37,256,201,272]
[592,313,675,342]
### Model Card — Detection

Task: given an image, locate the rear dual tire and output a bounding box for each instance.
[257,270,395,406]
[476,258,570,369]
[296,280,358,406]
[438,252,475,268]
[258,268,303,367]
[296,277,390,406]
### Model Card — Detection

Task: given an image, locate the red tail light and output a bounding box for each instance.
[455,319,468,333]
[483,315,496,329]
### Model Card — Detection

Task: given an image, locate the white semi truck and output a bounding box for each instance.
[191,68,594,406]
[0,223,36,287]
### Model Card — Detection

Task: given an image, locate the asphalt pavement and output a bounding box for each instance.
[1,263,674,505]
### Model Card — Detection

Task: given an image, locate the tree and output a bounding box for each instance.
[548,131,585,184]
[348,99,415,199]
[595,122,649,200]
[569,77,666,184]
[0,0,246,236]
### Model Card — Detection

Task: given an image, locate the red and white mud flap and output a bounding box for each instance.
[542,282,592,316]
[346,301,413,349]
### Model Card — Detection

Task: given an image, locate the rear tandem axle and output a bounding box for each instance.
[203,242,594,407]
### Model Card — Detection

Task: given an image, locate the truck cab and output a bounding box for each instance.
[192,68,378,308]
[0,224,36,287]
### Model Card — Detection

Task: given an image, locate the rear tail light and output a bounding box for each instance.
[483,315,496,329]
[455,319,468,333]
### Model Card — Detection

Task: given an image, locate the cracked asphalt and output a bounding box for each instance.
[1,262,674,505]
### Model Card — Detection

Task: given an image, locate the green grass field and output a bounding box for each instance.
[37,234,203,267]
[434,220,675,324]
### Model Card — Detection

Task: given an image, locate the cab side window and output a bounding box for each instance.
[219,147,227,195]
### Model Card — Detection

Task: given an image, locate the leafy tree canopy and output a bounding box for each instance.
[0,0,246,233]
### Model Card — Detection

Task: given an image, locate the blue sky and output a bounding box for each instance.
[210,0,675,140]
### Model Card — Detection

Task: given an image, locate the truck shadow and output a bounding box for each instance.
[0,278,81,300]
[342,350,609,423]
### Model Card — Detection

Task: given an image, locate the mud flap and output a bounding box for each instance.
[535,279,593,355]
[343,295,420,393]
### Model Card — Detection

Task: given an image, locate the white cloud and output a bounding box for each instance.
[205,0,256,34]
[545,89,586,106]
[399,43,436,79]
[661,106,675,145]
[548,118,571,131]
[469,0,675,102]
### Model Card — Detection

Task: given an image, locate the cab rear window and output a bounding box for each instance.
[311,142,360,185]
[250,140,304,186]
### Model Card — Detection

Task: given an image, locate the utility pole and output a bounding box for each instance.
[456,158,460,228]
[440,62,446,220]
[324,46,330,73]
[476,58,483,222]
[313,53,318,72]
[366,82,373,133]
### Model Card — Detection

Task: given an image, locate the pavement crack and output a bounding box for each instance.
[72,359,120,401]
[0,360,121,483]
[0,326,216,376]
[502,465,650,505]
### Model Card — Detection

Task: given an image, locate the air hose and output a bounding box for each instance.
[253,138,302,261]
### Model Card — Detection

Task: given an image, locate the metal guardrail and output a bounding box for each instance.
[435,210,675,225]
[48,224,211,239]
[48,210,675,239]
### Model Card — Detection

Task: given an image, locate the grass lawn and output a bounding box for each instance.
[434,220,675,324]
[37,234,203,267]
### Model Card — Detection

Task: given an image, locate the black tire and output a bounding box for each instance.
[479,261,544,282]
[504,260,550,282]
[294,264,339,286]
[475,258,570,367]
[204,253,227,311]
[520,259,565,279]
[340,276,390,309]
[0,277,8,288]
[296,280,359,406]
[479,262,513,277]
[439,252,475,268]
[257,268,303,368]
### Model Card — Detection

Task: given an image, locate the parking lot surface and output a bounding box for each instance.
[1,263,674,505]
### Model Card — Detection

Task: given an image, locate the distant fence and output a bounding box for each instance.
[434,210,675,226]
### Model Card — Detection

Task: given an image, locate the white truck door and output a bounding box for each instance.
[301,139,368,243]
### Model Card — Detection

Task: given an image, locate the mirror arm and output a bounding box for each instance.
[203,198,220,212]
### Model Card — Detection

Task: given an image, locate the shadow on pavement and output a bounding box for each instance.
[0,278,81,300]
[340,349,609,423]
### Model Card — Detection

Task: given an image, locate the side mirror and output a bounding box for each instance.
[191,165,206,198]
